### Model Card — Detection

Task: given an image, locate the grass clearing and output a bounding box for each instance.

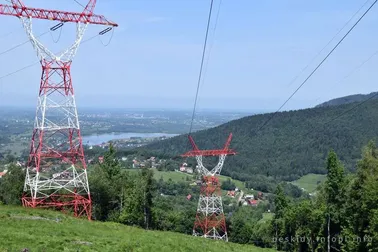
[291,173,326,192]
[258,213,274,224]
[0,205,274,252]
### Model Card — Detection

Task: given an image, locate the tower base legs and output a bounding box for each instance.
[193,176,228,241]
[22,166,92,220]
[22,194,92,220]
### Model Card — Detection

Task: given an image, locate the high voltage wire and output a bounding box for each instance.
[0,30,16,40]
[0,33,100,82]
[301,93,378,149]
[255,0,378,134]
[188,0,215,134]
[286,0,371,88]
[313,48,378,105]
[0,31,49,57]
[201,0,222,89]
[73,0,85,8]
[323,92,378,126]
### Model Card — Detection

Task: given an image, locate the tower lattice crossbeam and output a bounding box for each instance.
[0,0,117,219]
[182,133,236,241]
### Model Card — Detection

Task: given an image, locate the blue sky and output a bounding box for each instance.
[0,0,377,111]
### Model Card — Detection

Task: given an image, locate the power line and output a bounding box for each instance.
[313,48,378,105]
[73,0,85,8]
[323,92,378,126]
[0,33,100,82]
[0,30,15,40]
[256,0,378,133]
[286,0,371,88]
[0,31,49,57]
[299,93,378,149]
[189,0,215,134]
[0,61,39,80]
[201,0,222,89]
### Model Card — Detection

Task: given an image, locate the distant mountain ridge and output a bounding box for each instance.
[316,91,378,108]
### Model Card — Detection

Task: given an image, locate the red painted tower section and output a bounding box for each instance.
[182,133,236,241]
[0,0,117,219]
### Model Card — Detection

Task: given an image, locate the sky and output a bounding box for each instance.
[0,0,378,112]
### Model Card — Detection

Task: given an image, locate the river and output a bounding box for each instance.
[82,132,178,146]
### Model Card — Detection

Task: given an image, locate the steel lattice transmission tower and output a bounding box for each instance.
[0,0,118,219]
[182,133,236,241]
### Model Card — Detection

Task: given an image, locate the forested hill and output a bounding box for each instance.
[316,91,378,108]
[142,99,378,182]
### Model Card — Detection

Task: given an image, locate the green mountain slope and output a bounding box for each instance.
[316,91,378,108]
[142,99,378,182]
[0,205,273,252]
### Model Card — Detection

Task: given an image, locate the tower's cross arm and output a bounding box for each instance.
[0,0,118,27]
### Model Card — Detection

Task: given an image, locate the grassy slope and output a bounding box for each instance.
[291,173,326,192]
[0,205,274,252]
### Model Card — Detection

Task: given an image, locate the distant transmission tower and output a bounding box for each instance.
[182,133,236,241]
[0,0,117,219]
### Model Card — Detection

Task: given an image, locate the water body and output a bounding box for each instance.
[82,132,178,146]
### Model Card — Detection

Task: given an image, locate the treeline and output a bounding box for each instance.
[0,144,273,245]
[142,99,378,182]
[83,145,303,195]
[269,141,378,251]
[4,141,378,250]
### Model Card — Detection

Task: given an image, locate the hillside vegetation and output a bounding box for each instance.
[0,205,274,252]
[316,91,378,108]
[142,98,378,182]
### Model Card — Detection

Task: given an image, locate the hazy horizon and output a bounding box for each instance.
[0,0,377,112]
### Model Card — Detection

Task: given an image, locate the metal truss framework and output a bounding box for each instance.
[0,0,117,219]
[182,133,236,241]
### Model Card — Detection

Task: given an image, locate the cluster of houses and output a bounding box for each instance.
[88,155,165,170]
[227,188,265,207]
[178,163,193,174]
[0,169,7,178]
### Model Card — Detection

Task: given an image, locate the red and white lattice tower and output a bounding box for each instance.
[0,0,118,219]
[182,133,236,241]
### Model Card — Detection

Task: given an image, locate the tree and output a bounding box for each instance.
[0,164,25,205]
[140,168,154,229]
[221,178,236,190]
[120,169,155,229]
[100,143,121,179]
[229,206,264,244]
[322,150,346,251]
[272,184,288,250]
[342,141,378,251]
[89,144,124,221]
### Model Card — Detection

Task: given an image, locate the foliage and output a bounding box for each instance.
[229,205,273,248]
[88,144,125,221]
[320,150,346,251]
[316,91,378,108]
[0,163,25,205]
[221,178,236,190]
[342,141,378,251]
[267,141,378,251]
[120,168,154,229]
[142,99,378,181]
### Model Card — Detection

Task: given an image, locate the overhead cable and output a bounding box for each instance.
[188,0,215,134]
[286,0,371,88]
[255,0,378,133]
